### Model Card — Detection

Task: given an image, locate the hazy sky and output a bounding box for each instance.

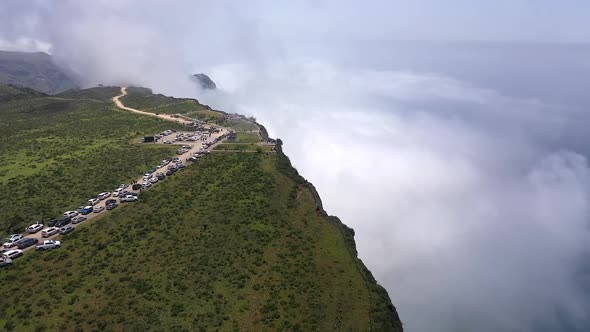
[2,1,590,332]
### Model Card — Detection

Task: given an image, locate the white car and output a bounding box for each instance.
[119,184,128,189]
[36,240,61,251]
[2,249,23,260]
[64,210,78,218]
[142,182,152,189]
[113,189,122,197]
[41,227,59,238]
[98,192,111,200]
[120,195,139,202]
[26,223,44,234]
[3,234,24,248]
[88,198,100,206]
[149,177,158,184]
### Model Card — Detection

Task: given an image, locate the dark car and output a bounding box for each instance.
[59,226,74,235]
[105,203,118,210]
[47,218,58,227]
[105,199,117,205]
[165,169,174,176]
[156,173,165,180]
[55,217,71,227]
[16,237,38,249]
[132,183,142,190]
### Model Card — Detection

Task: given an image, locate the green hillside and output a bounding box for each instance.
[0,51,78,94]
[0,84,183,233]
[0,86,403,331]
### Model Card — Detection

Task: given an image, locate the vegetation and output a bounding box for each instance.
[0,85,403,331]
[223,118,259,132]
[0,150,402,331]
[0,85,183,233]
[0,51,78,94]
[121,87,210,115]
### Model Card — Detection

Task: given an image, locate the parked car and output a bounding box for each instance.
[120,195,138,203]
[72,216,87,224]
[148,177,158,184]
[41,227,59,238]
[156,173,165,180]
[80,206,93,215]
[98,192,111,200]
[132,183,142,190]
[0,257,13,268]
[106,199,117,205]
[93,206,105,213]
[26,223,44,234]
[36,240,61,251]
[141,181,152,189]
[3,234,24,248]
[165,169,174,176]
[77,206,85,212]
[16,237,38,249]
[59,226,74,235]
[105,202,118,210]
[188,156,198,162]
[55,217,71,228]
[113,189,123,197]
[161,160,170,166]
[64,211,78,218]
[177,163,186,169]
[88,198,100,206]
[2,249,23,260]
[119,184,128,189]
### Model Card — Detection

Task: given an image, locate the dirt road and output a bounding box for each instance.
[112,87,194,125]
[11,88,229,253]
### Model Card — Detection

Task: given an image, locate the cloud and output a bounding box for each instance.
[199,61,590,332]
[0,37,52,53]
[2,2,590,331]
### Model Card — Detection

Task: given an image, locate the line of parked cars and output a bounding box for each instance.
[0,144,218,266]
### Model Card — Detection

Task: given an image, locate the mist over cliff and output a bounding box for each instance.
[2,1,590,331]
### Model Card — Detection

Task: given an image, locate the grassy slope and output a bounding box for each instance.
[121,87,225,123]
[0,86,403,331]
[0,86,184,233]
[0,151,402,331]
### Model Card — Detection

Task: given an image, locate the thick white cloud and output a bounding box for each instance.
[2,2,590,331]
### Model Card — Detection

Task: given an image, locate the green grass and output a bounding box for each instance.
[0,85,403,331]
[235,132,261,143]
[213,143,272,152]
[223,118,259,131]
[0,86,184,233]
[0,152,401,331]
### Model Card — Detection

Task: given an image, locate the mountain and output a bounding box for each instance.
[0,50,78,94]
[0,85,402,331]
[192,73,217,90]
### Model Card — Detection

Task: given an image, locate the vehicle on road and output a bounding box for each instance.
[55,217,71,228]
[3,234,24,248]
[88,198,100,206]
[36,240,61,251]
[80,206,93,215]
[105,202,118,210]
[59,226,74,235]
[64,211,78,218]
[93,206,105,213]
[16,237,38,249]
[26,223,44,234]
[120,195,138,203]
[0,257,12,268]
[2,249,23,260]
[72,216,87,224]
[41,227,59,238]
[98,192,111,200]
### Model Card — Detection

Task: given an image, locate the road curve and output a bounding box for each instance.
[113,87,193,125]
